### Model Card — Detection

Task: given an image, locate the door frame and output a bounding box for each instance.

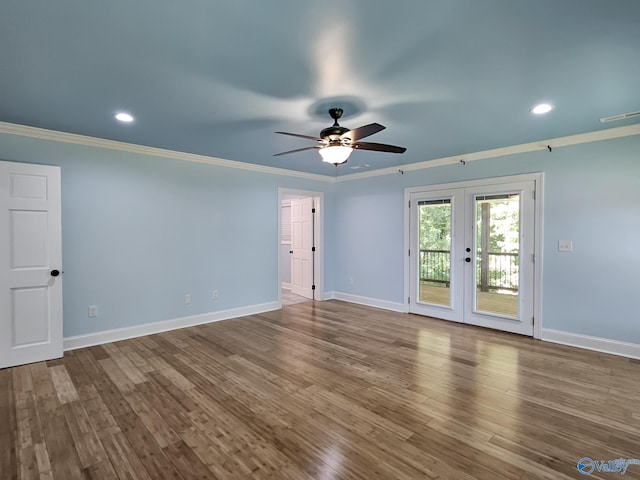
[404,173,544,339]
[278,188,324,305]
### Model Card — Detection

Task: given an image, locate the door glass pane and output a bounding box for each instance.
[475,194,520,318]
[418,199,451,306]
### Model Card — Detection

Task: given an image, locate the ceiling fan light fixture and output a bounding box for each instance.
[319,146,353,165]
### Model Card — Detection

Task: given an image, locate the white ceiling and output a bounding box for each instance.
[1,0,639,176]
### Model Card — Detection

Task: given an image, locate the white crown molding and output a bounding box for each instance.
[63,301,280,351]
[541,328,640,360]
[0,121,334,183]
[2,121,639,184]
[337,123,640,182]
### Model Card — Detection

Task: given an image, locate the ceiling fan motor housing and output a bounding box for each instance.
[320,125,350,140]
[321,108,350,144]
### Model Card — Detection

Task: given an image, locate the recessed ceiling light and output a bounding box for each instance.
[114,112,134,123]
[530,103,555,115]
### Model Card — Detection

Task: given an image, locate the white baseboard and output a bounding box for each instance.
[63,301,280,351]
[64,298,640,360]
[328,291,406,313]
[541,328,640,360]
[281,282,292,290]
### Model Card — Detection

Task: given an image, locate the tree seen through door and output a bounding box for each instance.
[418,195,520,317]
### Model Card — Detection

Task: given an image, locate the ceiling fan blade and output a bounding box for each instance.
[353,142,407,154]
[342,123,385,142]
[273,146,321,157]
[275,131,323,142]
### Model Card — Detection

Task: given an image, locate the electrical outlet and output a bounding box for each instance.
[88,305,98,317]
[212,290,219,300]
[184,294,192,304]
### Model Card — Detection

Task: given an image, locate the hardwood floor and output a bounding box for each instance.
[2,300,639,479]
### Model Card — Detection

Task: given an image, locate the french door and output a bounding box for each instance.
[408,177,537,336]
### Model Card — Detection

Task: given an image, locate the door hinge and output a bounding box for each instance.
[532,316,535,326]
[312,247,316,252]
[532,190,536,200]
[312,285,316,290]
[312,208,316,213]
[408,249,410,257]
[531,253,535,263]
[408,200,411,208]
[408,296,410,304]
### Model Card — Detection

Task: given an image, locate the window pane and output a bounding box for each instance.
[418,200,451,306]
[474,194,519,317]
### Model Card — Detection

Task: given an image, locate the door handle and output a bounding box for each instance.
[50,269,63,277]
[465,258,471,263]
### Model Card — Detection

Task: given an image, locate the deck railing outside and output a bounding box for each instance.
[419,249,519,292]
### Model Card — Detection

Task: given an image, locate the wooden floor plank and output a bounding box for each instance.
[0,369,18,480]
[48,365,79,405]
[61,401,106,468]
[3,300,640,479]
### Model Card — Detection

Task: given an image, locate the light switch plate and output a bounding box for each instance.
[558,240,573,252]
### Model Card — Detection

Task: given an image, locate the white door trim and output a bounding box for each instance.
[278,188,324,305]
[404,173,544,339]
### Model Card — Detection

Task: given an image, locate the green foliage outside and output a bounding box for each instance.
[419,197,520,290]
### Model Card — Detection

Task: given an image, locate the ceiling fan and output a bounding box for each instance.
[274,108,406,165]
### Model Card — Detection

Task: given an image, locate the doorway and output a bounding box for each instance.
[278,189,323,306]
[405,174,542,337]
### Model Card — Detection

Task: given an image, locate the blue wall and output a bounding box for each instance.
[0,133,335,337]
[1,130,639,347]
[333,134,640,344]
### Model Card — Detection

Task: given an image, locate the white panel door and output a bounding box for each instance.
[0,161,63,369]
[290,197,313,299]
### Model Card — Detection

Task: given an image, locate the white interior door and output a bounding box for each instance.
[409,178,536,336]
[290,197,313,299]
[0,161,63,369]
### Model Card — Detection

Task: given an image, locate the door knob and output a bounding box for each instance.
[465,258,471,263]
[466,247,471,252]
[50,269,62,277]
[289,250,293,254]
